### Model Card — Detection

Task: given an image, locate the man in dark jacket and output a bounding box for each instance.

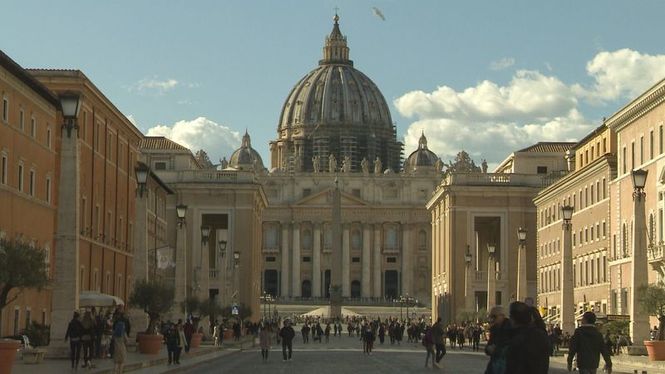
[279,320,296,361]
[485,306,511,374]
[431,317,446,367]
[567,312,612,374]
[505,301,550,374]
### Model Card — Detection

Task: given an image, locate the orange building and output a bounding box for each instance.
[28,69,144,341]
[0,51,60,336]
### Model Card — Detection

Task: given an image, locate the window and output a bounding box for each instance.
[19,109,24,130]
[17,164,23,192]
[2,97,8,122]
[302,256,311,262]
[154,161,167,170]
[661,125,664,155]
[622,146,626,174]
[386,257,397,263]
[351,256,360,263]
[1,155,6,184]
[650,130,654,159]
[30,116,36,137]
[265,256,276,262]
[29,170,35,196]
[352,188,361,197]
[537,166,548,174]
[46,177,51,203]
[25,309,31,329]
[46,127,51,149]
[302,188,311,197]
[631,141,635,170]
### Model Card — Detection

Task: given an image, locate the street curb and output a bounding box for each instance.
[89,337,253,374]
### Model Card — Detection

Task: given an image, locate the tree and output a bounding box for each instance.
[637,282,665,340]
[180,295,202,329]
[194,149,214,169]
[128,279,175,334]
[199,298,223,329]
[443,150,481,175]
[0,238,49,313]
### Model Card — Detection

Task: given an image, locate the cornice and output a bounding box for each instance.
[606,78,665,132]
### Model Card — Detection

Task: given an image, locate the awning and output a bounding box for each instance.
[79,291,125,307]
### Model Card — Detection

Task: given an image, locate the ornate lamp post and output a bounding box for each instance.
[175,204,188,313]
[517,227,528,302]
[464,245,473,311]
[233,250,240,303]
[176,204,187,228]
[487,244,497,309]
[59,93,81,138]
[560,205,575,334]
[630,169,649,351]
[135,163,149,198]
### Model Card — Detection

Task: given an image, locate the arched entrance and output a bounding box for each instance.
[384,270,399,300]
[351,280,361,298]
[263,270,278,297]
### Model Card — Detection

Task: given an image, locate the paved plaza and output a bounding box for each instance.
[182,333,621,374]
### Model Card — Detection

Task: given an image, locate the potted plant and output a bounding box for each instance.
[128,279,174,354]
[637,282,665,360]
[0,239,49,373]
[181,296,203,348]
[199,298,223,340]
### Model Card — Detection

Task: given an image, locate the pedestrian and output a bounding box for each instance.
[176,321,186,364]
[80,310,95,368]
[325,323,331,343]
[504,301,550,374]
[112,320,128,374]
[183,319,194,352]
[165,322,180,365]
[259,323,272,362]
[279,320,295,362]
[472,324,481,352]
[302,322,310,343]
[567,311,613,374]
[212,320,220,347]
[431,317,446,368]
[65,311,83,370]
[422,326,435,368]
[484,306,510,374]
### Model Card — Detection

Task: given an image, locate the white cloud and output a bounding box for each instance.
[130,77,179,95]
[126,114,138,126]
[397,48,665,165]
[489,57,515,71]
[573,48,665,103]
[146,117,242,163]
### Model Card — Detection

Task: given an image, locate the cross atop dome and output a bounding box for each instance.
[419,130,428,150]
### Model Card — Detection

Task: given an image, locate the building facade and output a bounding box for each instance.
[0,51,60,336]
[428,143,574,323]
[534,125,616,326]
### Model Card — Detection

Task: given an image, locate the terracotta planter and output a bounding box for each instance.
[223,329,234,340]
[645,340,665,361]
[190,332,203,348]
[0,339,20,374]
[137,333,163,355]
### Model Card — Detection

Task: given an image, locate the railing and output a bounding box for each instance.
[155,170,257,184]
[382,246,401,254]
[474,271,503,282]
[444,172,565,188]
[273,296,421,307]
[209,269,219,279]
[648,244,665,262]
[262,247,280,253]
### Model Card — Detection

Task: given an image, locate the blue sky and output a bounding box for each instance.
[3,0,665,168]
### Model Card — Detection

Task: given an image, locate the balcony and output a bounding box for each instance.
[443,172,566,189]
[262,246,280,254]
[382,246,401,254]
[474,271,504,282]
[648,243,665,262]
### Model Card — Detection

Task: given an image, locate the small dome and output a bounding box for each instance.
[404,132,440,172]
[229,131,264,171]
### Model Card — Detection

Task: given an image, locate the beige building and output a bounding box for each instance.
[534,124,617,324]
[428,143,574,323]
[141,137,267,320]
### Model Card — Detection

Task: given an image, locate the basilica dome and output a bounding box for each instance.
[270,15,402,173]
[228,131,264,171]
[404,132,440,173]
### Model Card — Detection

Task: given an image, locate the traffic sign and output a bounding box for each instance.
[232,305,239,315]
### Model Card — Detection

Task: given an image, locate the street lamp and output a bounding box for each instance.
[59,93,80,138]
[176,204,187,228]
[560,205,574,334]
[487,243,497,309]
[630,168,649,348]
[233,251,240,268]
[464,245,473,311]
[217,229,228,258]
[135,162,149,198]
[201,226,211,246]
[517,227,528,302]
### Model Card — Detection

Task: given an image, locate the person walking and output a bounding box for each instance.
[183,319,194,352]
[302,322,310,343]
[279,320,295,362]
[164,323,180,365]
[176,321,186,364]
[485,306,511,374]
[472,324,481,352]
[259,323,272,362]
[567,311,613,374]
[80,310,95,368]
[431,317,446,369]
[112,320,128,374]
[65,311,83,370]
[422,326,435,368]
[504,301,550,374]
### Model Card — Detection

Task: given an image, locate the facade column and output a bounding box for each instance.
[280,223,290,297]
[630,180,650,349]
[487,256,496,309]
[342,225,350,297]
[312,223,322,297]
[401,224,411,295]
[292,223,301,297]
[362,224,371,297]
[373,224,382,298]
[49,118,80,355]
[561,207,575,334]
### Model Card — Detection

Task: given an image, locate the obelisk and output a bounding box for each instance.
[330,177,343,319]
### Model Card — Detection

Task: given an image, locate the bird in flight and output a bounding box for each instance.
[372,7,386,21]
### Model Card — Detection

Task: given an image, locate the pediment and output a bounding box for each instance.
[294,188,369,207]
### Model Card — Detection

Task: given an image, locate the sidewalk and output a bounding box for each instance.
[550,350,665,373]
[12,336,253,374]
